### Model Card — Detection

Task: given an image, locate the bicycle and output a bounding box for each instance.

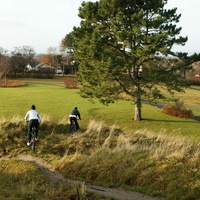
[70,118,77,133]
[30,125,37,151]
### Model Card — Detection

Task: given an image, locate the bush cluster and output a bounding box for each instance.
[63,77,78,88]
[186,77,200,86]
[8,71,54,79]
[0,79,25,87]
[163,101,194,118]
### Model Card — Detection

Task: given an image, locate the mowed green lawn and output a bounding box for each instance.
[1,77,200,139]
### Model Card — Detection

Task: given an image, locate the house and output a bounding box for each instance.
[35,63,56,73]
[64,65,78,74]
[192,61,200,77]
[25,63,33,71]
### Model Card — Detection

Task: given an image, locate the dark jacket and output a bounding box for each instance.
[70,108,81,119]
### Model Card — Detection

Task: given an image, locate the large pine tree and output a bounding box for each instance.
[64,0,188,120]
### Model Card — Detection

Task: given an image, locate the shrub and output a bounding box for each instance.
[8,71,55,79]
[163,101,194,118]
[64,77,78,88]
[0,79,25,87]
[186,76,200,86]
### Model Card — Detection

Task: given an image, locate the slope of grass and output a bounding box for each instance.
[0,159,76,200]
[1,117,200,199]
[1,78,200,199]
[0,158,108,200]
[62,120,200,199]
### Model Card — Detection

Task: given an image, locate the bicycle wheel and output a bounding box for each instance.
[70,120,76,133]
[31,127,36,151]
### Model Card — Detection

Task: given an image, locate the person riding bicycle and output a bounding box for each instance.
[24,105,41,146]
[69,107,81,130]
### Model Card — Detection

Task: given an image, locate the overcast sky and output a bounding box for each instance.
[0,0,199,55]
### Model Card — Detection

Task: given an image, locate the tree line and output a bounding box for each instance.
[0,46,76,79]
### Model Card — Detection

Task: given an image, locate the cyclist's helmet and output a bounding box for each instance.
[31,105,36,110]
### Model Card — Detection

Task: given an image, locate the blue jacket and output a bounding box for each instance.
[70,108,81,119]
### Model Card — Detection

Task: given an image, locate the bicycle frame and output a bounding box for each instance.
[70,119,77,133]
[30,126,36,151]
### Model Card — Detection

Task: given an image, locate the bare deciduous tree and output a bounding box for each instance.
[0,48,11,86]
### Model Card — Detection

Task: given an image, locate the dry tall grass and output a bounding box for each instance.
[1,117,200,199]
[54,119,200,199]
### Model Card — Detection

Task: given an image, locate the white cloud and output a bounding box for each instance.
[0,0,84,53]
[0,0,199,54]
[166,0,200,54]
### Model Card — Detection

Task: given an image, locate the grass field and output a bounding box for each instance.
[1,77,200,199]
[1,77,200,138]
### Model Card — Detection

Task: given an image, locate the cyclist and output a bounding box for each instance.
[69,107,81,130]
[24,105,41,146]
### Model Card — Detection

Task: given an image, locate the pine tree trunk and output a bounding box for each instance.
[134,97,142,121]
[134,83,142,121]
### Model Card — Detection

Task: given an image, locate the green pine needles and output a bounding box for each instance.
[63,0,189,121]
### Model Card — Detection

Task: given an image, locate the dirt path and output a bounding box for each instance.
[14,154,164,200]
